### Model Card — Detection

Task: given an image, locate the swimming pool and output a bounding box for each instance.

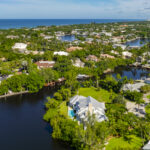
[68,110,75,118]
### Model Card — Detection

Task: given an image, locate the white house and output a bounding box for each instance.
[44,36,54,40]
[111,50,119,55]
[113,44,127,50]
[77,74,89,79]
[102,32,112,36]
[12,43,27,50]
[122,83,145,92]
[86,38,94,43]
[69,95,107,123]
[54,51,69,56]
[122,51,132,58]
[72,58,85,68]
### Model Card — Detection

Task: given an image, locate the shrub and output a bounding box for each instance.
[140,85,150,93]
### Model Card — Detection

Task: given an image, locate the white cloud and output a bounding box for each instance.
[0,0,149,19]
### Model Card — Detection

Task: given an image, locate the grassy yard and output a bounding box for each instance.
[106,135,143,150]
[147,95,150,99]
[79,87,116,103]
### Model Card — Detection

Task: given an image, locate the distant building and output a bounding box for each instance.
[113,44,127,50]
[111,50,119,55]
[6,35,19,39]
[122,83,145,92]
[122,51,132,58]
[12,43,27,50]
[73,58,85,68]
[86,38,94,43]
[54,51,69,56]
[86,55,99,62]
[77,74,89,79]
[100,54,115,59]
[69,95,107,122]
[112,37,122,43]
[102,32,112,36]
[44,36,54,40]
[67,47,83,52]
[35,61,55,69]
[0,57,6,62]
[136,56,145,63]
[55,31,65,37]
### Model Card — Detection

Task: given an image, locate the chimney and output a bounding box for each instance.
[88,103,93,115]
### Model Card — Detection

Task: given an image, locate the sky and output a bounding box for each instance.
[0,0,150,19]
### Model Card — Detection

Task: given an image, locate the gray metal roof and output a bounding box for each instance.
[143,141,150,150]
[70,95,105,112]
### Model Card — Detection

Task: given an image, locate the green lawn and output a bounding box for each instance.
[106,135,143,150]
[147,95,150,99]
[146,104,150,114]
[79,87,116,103]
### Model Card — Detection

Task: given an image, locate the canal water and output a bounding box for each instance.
[0,88,71,150]
[112,67,150,80]
[125,38,150,47]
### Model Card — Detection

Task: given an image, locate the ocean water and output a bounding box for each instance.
[0,19,143,29]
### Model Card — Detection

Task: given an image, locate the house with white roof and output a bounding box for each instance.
[122,83,145,92]
[113,44,127,50]
[69,95,107,123]
[12,43,27,50]
[72,58,85,68]
[54,51,69,56]
[44,36,54,40]
[122,51,132,58]
[86,38,94,43]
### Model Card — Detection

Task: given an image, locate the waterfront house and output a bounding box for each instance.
[35,61,55,69]
[112,37,122,43]
[136,56,145,63]
[113,44,127,50]
[55,31,65,37]
[122,83,145,92]
[54,51,69,56]
[69,95,107,122]
[143,141,150,150]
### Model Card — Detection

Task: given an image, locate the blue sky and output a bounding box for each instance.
[0,0,150,19]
